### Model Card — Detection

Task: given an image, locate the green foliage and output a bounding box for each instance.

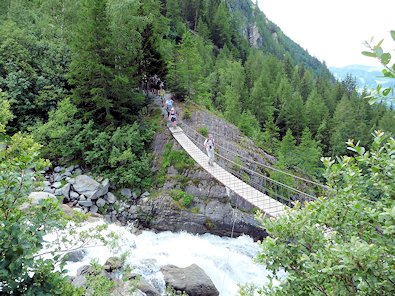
[0,21,69,132]
[84,260,115,296]
[84,123,155,189]
[169,189,194,208]
[166,285,188,296]
[155,143,195,187]
[256,131,395,295]
[237,110,261,139]
[33,98,156,189]
[32,98,87,161]
[198,126,209,137]
[161,143,195,172]
[362,30,395,104]
[169,31,205,99]
[0,105,83,294]
[0,91,12,132]
[183,108,192,120]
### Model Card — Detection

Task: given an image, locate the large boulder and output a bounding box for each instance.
[72,175,106,199]
[160,264,219,296]
[27,192,57,205]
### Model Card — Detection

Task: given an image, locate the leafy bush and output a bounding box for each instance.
[33,99,156,189]
[198,126,208,137]
[256,131,395,295]
[183,108,192,120]
[0,101,83,295]
[83,123,155,189]
[169,189,194,208]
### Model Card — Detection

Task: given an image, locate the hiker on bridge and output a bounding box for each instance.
[204,133,215,166]
[169,107,177,128]
[165,96,174,117]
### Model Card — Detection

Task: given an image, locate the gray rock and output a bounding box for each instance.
[67,178,76,184]
[106,192,117,204]
[141,191,150,198]
[73,175,104,199]
[136,277,161,296]
[71,275,86,288]
[54,166,62,173]
[52,181,62,189]
[43,187,55,194]
[96,198,106,208]
[63,183,71,198]
[70,191,79,199]
[53,173,62,182]
[28,192,57,205]
[103,257,122,272]
[161,264,219,296]
[101,178,110,193]
[66,165,76,173]
[62,171,72,177]
[74,168,82,175]
[65,249,87,262]
[43,181,51,187]
[120,188,132,198]
[78,200,93,207]
[54,188,63,196]
[90,205,98,214]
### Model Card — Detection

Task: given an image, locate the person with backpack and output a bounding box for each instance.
[204,133,215,166]
[168,107,177,128]
[165,96,174,117]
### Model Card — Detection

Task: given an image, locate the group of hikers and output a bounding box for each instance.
[143,75,216,166]
[142,74,164,96]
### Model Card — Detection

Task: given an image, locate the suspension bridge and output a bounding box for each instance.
[157,95,328,219]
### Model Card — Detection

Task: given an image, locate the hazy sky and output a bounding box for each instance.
[257,0,395,68]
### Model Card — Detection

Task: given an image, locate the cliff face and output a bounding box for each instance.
[225,0,326,74]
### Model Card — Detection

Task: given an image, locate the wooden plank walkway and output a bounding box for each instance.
[170,126,287,218]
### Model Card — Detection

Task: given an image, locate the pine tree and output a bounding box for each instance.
[68,0,113,122]
[296,127,323,178]
[173,31,204,99]
[305,89,329,136]
[277,91,306,139]
[278,128,297,168]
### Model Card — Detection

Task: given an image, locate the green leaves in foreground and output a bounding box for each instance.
[253,131,395,296]
[362,30,395,104]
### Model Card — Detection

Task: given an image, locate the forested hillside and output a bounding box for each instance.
[1,0,394,188]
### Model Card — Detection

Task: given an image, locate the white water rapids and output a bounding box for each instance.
[56,220,272,295]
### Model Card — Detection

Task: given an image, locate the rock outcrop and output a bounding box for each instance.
[161,264,219,296]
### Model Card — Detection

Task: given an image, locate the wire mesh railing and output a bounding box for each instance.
[154,93,328,215]
[179,122,318,208]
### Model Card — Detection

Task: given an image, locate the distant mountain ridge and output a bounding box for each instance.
[329,64,392,90]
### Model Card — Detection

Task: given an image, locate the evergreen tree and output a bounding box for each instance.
[278,128,297,168]
[277,91,306,139]
[261,112,280,153]
[296,127,323,178]
[211,1,231,48]
[170,32,203,99]
[305,89,329,136]
[68,0,114,122]
[249,73,275,125]
[330,95,359,155]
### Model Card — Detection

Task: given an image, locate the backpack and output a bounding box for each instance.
[206,138,214,150]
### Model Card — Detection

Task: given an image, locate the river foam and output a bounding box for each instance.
[53,221,271,295]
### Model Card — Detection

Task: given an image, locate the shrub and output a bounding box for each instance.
[183,108,192,120]
[198,126,208,137]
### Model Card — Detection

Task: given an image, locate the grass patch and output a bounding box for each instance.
[169,189,194,208]
[154,143,195,187]
[198,126,208,137]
